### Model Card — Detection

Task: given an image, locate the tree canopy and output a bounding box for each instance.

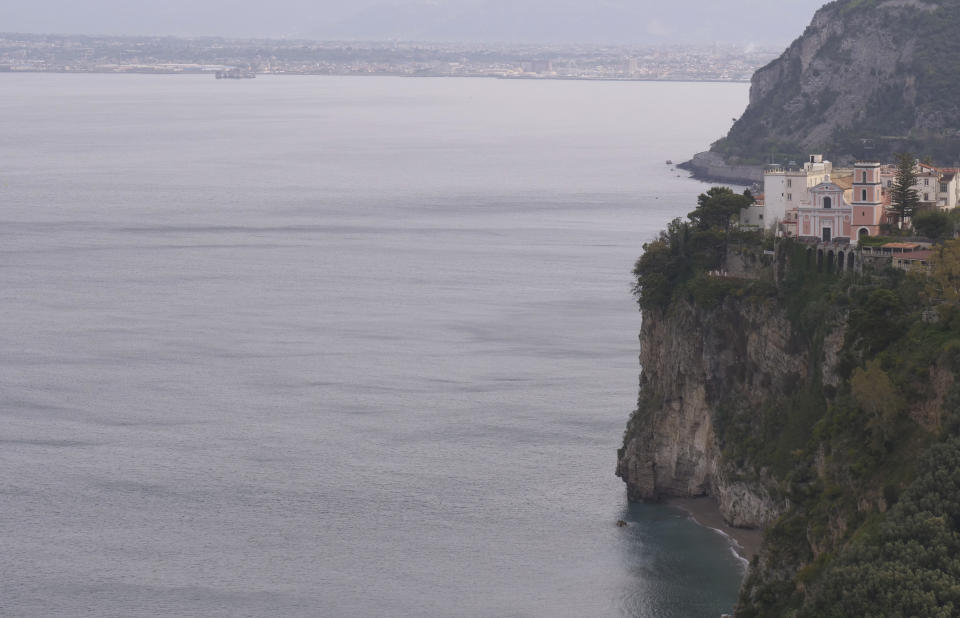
[802,439,960,617]
[889,153,921,230]
[687,187,754,231]
[633,187,755,310]
[913,209,955,242]
[932,240,960,303]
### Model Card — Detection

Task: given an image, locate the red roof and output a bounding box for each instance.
[897,250,935,261]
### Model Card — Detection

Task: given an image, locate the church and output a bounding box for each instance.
[797,162,885,242]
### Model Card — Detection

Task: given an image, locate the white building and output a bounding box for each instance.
[758,154,833,232]
[916,167,939,207]
[739,193,766,229]
[761,165,787,228]
[880,161,960,211]
[938,171,959,209]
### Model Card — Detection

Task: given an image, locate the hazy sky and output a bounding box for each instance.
[0,0,828,45]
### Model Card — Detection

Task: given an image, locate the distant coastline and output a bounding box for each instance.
[0,68,752,84]
[0,32,777,83]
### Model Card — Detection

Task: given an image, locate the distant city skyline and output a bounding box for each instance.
[0,33,781,82]
[1,0,827,46]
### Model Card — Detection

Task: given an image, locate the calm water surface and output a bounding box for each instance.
[0,74,749,617]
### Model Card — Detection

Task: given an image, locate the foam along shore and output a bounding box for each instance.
[665,497,763,562]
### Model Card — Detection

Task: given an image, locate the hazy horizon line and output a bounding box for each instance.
[1,30,787,50]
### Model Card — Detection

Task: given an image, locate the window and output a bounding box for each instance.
[862,171,867,183]
[787,179,793,188]
[941,183,949,193]
[823,196,832,209]
[924,193,930,201]
[787,193,793,201]
[925,178,930,186]
[759,214,764,220]
[861,189,867,201]
[887,180,893,187]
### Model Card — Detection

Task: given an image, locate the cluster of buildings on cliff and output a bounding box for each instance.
[740,154,959,244]
[735,154,960,273]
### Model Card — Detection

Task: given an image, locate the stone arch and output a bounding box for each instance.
[858,227,870,239]
[827,250,835,273]
[847,252,856,272]
[817,248,824,272]
[837,250,845,272]
[806,247,813,269]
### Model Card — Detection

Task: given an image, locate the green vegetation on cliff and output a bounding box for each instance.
[626,191,960,615]
[736,251,960,616]
[803,438,960,617]
[633,187,767,310]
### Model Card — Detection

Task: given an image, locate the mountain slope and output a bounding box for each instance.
[713,0,960,164]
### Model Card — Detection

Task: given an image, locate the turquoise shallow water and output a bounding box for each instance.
[0,74,748,617]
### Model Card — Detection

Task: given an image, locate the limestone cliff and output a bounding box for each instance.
[616,294,841,529]
[712,0,960,164]
[624,194,960,614]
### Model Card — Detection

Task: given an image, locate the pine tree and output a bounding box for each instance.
[889,153,920,231]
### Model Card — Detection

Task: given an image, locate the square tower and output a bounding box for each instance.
[852,161,884,240]
[853,161,882,205]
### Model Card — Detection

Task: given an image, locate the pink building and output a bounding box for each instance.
[799,161,886,242]
[851,162,886,239]
[799,181,851,241]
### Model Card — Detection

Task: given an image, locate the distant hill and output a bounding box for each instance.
[713,0,960,165]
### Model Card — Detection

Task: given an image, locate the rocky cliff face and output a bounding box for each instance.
[623,218,960,614]
[676,151,763,185]
[713,0,960,163]
[617,295,844,529]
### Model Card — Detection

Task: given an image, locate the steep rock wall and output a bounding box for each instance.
[617,297,842,529]
[713,0,960,162]
[677,151,762,185]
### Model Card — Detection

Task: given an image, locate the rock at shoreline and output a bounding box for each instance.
[677,151,762,186]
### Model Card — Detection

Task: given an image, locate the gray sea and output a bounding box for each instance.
[0,74,749,617]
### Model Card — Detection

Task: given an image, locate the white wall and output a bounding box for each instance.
[763,173,787,229]
[740,204,766,228]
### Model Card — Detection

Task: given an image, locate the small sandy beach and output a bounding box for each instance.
[665,497,764,561]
